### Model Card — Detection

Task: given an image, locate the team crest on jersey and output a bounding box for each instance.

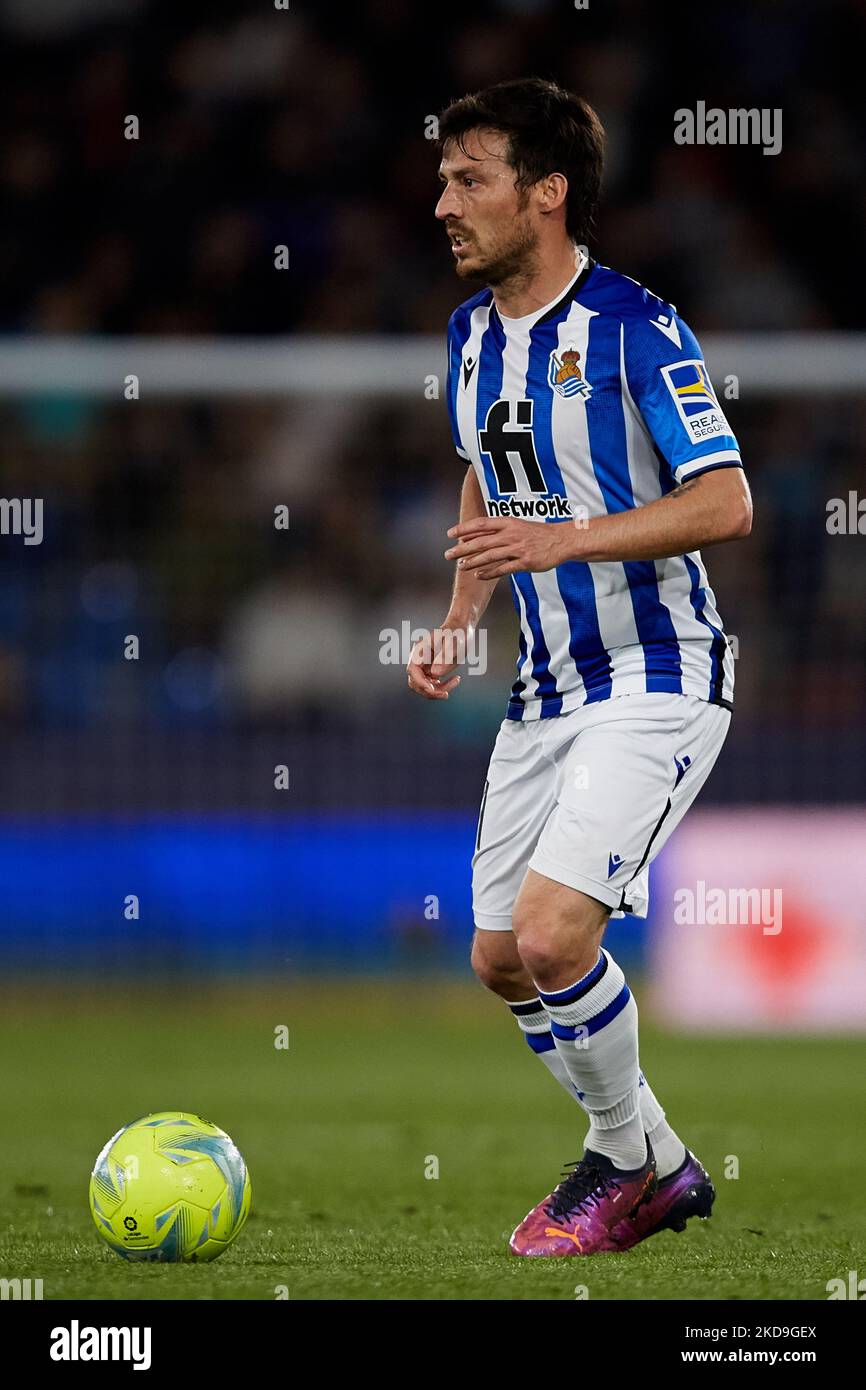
[548,346,592,401]
[660,359,730,444]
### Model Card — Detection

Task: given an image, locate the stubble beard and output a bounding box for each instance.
[456,209,541,291]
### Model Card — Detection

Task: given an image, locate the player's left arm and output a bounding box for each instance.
[446,307,752,577]
[578,465,752,560]
[446,468,751,575]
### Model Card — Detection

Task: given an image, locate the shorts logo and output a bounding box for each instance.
[674,752,692,787]
[661,359,731,444]
[548,346,592,400]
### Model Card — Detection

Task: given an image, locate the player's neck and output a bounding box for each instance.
[491,240,584,320]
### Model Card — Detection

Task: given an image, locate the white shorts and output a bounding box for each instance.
[472,692,731,930]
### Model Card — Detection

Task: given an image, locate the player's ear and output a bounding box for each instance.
[538,171,568,217]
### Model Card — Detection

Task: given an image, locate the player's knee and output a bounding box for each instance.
[512,925,558,982]
[515,909,609,987]
[470,933,524,996]
[511,895,558,971]
[512,903,589,979]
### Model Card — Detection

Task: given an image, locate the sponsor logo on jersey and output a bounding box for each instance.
[486,494,575,519]
[478,398,578,518]
[548,346,592,400]
[661,359,731,444]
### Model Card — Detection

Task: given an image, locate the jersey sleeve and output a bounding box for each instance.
[446,311,470,462]
[622,309,742,486]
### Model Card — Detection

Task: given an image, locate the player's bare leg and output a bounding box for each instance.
[512,869,608,989]
[472,927,589,1096]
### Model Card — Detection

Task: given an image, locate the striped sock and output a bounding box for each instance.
[535,949,647,1171]
[508,997,586,1100]
[507,992,686,1180]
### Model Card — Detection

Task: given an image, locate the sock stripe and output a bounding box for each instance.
[524,1031,556,1054]
[536,952,607,1007]
[508,998,544,1018]
[549,984,632,1039]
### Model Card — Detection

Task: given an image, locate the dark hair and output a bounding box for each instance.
[438,77,605,246]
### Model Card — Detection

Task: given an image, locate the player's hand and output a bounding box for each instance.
[406,623,464,700]
[445,517,576,579]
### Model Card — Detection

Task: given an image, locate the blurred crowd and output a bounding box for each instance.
[2,390,865,744]
[2,0,864,335]
[1,0,865,806]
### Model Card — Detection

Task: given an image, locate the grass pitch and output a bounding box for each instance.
[1,978,863,1300]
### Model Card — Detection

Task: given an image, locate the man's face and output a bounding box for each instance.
[435,128,539,285]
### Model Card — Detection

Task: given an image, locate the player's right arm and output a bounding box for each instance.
[406,465,498,701]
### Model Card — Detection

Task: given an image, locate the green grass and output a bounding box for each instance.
[0,978,864,1300]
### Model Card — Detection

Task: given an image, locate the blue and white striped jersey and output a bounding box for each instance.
[445,255,742,720]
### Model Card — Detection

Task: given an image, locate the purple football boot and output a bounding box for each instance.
[609,1149,715,1250]
[509,1143,657,1257]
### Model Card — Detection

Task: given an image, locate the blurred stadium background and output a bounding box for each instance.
[1,0,865,1028]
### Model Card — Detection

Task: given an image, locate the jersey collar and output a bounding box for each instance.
[493,249,595,330]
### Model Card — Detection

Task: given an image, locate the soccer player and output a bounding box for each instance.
[407,78,752,1256]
